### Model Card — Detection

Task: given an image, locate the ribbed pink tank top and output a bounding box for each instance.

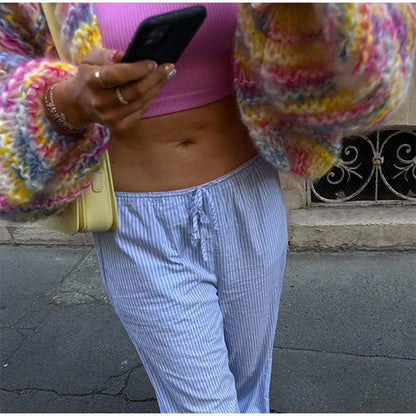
[93,3,237,118]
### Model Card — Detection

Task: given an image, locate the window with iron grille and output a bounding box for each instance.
[307,128,416,207]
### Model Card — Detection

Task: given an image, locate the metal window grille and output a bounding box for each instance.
[307,127,416,207]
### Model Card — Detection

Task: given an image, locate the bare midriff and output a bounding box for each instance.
[108,95,257,192]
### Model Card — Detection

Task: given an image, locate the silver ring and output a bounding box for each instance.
[94,68,107,88]
[116,87,129,105]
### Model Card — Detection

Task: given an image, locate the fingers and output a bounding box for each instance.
[113,64,176,104]
[94,59,159,89]
[118,66,174,117]
[73,48,177,131]
[51,44,177,131]
[85,63,176,131]
[111,77,167,131]
[81,48,160,88]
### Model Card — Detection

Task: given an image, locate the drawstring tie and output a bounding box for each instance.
[190,187,218,264]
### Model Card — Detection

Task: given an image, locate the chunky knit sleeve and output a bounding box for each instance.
[0,3,108,221]
[234,3,416,179]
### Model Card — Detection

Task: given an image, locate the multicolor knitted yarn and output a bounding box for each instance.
[1,3,416,221]
[0,3,107,221]
[234,4,416,179]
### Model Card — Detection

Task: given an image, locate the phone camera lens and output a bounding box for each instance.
[144,29,166,46]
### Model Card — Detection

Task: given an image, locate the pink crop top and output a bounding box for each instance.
[93,3,237,118]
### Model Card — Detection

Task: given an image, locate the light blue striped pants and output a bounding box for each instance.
[93,155,287,413]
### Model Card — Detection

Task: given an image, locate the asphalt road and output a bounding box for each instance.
[1,245,415,413]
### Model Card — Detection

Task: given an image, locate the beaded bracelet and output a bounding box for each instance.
[44,83,87,138]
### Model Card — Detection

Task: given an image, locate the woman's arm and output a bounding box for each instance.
[0,3,87,220]
[234,3,416,178]
[0,4,175,221]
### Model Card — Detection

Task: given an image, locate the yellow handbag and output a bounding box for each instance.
[39,3,118,233]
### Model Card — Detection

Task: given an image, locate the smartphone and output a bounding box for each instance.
[121,6,207,64]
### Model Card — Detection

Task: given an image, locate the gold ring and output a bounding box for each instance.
[116,87,129,105]
[94,68,106,88]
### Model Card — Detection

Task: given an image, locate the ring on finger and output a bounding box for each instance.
[116,87,129,105]
[94,68,107,88]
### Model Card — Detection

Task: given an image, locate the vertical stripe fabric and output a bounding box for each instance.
[93,154,288,413]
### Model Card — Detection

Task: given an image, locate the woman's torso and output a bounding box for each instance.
[94,3,256,192]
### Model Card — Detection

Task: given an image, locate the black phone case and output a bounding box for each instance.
[121,6,207,64]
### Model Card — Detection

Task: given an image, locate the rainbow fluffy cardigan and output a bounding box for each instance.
[0,3,106,221]
[1,3,415,221]
[234,4,416,178]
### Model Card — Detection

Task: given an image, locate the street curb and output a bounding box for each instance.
[287,205,416,251]
[1,205,415,250]
[0,222,93,246]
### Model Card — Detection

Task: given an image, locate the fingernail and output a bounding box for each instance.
[165,65,176,80]
[167,68,177,80]
[148,61,158,71]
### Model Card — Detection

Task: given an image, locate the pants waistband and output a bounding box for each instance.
[114,154,266,201]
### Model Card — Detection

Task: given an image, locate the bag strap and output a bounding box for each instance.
[41,3,66,60]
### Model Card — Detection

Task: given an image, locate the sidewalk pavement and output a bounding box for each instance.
[0,243,415,413]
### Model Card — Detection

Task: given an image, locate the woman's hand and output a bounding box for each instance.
[52,48,176,134]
